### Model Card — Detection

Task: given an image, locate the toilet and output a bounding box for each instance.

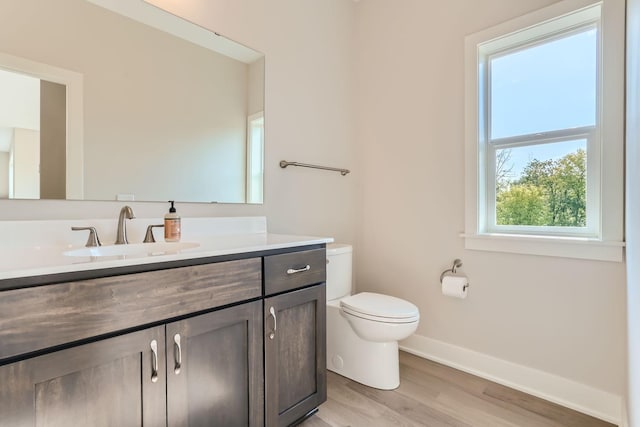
[326,243,420,390]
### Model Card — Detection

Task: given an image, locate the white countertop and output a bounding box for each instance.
[0,217,333,282]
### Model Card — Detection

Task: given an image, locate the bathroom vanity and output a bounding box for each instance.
[0,218,329,427]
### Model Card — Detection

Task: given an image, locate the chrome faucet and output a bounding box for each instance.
[115,206,135,244]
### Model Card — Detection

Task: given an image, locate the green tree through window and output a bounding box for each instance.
[496,149,586,227]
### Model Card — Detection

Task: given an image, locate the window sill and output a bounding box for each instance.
[461,233,624,262]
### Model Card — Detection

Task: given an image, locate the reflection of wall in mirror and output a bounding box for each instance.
[247,57,265,204]
[40,81,66,200]
[0,151,8,197]
[12,129,39,200]
[0,52,85,201]
[248,58,265,116]
[80,1,248,203]
[0,69,40,199]
[0,0,264,203]
[81,9,249,203]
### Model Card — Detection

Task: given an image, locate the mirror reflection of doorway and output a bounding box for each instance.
[0,68,66,200]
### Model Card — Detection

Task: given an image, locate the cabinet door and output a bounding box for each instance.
[166,300,264,427]
[265,284,327,427]
[0,326,166,427]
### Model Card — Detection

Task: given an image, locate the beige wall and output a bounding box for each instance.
[354,0,626,398]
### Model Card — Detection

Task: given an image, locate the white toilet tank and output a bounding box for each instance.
[326,243,353,301]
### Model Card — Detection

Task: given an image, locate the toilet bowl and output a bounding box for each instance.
[341,292,420,342]
[326,243,419,390]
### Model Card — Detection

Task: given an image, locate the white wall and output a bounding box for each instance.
[626,0,640,425]
[354,0,626,418]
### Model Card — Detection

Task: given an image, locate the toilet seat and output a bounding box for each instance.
[340,292,420,324]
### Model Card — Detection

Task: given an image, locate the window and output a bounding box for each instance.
[246,112,264,204]
[464,0,624,261]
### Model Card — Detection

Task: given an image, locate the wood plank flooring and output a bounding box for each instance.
[300,351,616,427]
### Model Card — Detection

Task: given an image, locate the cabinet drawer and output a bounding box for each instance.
[0,258,262,361]
[264,248,326,296]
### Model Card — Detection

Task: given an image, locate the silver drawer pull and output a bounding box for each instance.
[269,306,277,340]
[173,334,182,375]
[150,339,159,383]
[287,265,310,275]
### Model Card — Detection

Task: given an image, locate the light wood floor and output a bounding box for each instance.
[300,351,615,427]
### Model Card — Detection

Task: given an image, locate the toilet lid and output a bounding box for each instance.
[340,292,420,323]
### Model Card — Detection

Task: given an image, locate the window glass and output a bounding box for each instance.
[490,28,597,139]
[247,114,264,204]
[495,139,587,227]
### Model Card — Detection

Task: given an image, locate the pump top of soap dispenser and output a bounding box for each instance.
[168,200,176,213]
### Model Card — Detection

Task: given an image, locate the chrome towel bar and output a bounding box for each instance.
[279,160,350,176]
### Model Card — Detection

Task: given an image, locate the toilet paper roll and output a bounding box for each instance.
[442,275,469,299]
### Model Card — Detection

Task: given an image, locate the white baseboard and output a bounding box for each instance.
[400,334,621,425]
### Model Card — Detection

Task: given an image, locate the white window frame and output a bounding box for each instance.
[464,0,625,261]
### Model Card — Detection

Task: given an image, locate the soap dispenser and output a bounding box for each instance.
[164,200,181,242]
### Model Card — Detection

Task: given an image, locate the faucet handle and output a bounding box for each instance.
[71,226,102,247]
[143,224,164,243]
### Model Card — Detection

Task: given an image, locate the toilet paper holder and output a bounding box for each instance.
[439,259,467,287]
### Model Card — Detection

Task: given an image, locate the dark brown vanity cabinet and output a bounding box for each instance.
[0,326,167,427]
[0,302,264,427]
[0,258,263,427]
[0,245,327,427]
[166,300,263,427]
[264,249,327,427]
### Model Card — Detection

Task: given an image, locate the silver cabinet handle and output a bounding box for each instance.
[173,333,182,375]
[287,265,310,275]
[150,339,159,383]
[268,306,277,340]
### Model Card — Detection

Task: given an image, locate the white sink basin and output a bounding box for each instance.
[63,242,200,258]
